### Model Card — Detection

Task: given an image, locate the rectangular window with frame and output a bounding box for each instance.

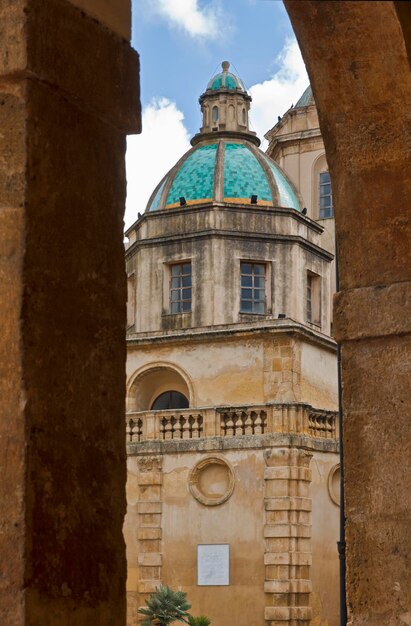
[306,271,321,325]
[170,262,192,314]
[319,171,333,219]
[240,262,266,314]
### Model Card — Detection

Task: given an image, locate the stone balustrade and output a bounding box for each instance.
[308,409,338,439]
[126,404,338,443]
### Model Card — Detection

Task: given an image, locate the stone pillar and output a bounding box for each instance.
[0,0,140,624]
[263,448,313,626]
[284,2,411,624]
[137,456,163,595]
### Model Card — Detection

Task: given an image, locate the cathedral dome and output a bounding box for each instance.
[295,85,315,108]
[206,61,246,92]
[144,61,302,215]
[146,139,302,212]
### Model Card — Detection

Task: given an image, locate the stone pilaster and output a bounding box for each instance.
[263,448,313,626]
[137,456,163,595]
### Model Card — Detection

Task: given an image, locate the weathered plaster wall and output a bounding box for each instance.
[126,334,337,410]
[310,452,340,626]
[124,444,339,626]
[300,342,338,410]
[162,449,266,626]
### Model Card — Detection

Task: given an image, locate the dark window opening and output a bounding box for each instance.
[151,391,189,410]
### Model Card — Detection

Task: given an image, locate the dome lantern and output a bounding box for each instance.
[194,61,258,145]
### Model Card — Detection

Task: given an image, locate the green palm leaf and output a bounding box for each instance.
[138,585,192,625]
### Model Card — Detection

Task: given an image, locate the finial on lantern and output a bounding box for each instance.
[222,61,230,72]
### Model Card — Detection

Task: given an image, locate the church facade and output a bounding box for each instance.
[124,64,340,626]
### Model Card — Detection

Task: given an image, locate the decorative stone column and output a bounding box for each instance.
[264,448,313,625]
[137,456,163,595]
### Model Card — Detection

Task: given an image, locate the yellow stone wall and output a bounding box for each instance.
[124,444,339,626]
[127,333,337,411]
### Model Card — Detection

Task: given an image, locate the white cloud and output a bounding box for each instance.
[249,38,309,148]
[148,0,221,38]
[125,98,190,229]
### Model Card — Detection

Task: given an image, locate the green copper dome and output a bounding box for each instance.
[206,61,246,92]
[146,139,301,212]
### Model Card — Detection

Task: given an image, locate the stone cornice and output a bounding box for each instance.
[125,201,324,238]
[127,432,339,456]
[267,128,322,147]
[126,318,337,352]
[126,228,333,262]
[190,129,260,147]
[264,104,318,142]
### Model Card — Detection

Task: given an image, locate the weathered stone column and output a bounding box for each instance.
[264,448,312,625]
[0,0,140,624]
[284,2,411,624]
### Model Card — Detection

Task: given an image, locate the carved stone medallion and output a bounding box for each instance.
[189,457,234,506]
[328,463,341,506]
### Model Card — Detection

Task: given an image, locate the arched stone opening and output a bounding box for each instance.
[285,2,411,624]
[127,363,193,412]
[0,1,409,624]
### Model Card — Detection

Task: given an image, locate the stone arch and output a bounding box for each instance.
[126,362,195,412]
[285,2,411,624]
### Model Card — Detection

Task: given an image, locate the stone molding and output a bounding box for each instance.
[128,432,339,457]
[263,447,313,626]
[126,229,334,261]
[136,455,163,594]
[125,203,325,239]
[126,321,337,352]
[188,456,235,506]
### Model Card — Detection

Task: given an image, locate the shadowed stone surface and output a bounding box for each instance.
[0,0,140,624]
[285,1,411,624]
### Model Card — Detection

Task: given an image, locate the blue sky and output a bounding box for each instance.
[125,0,309,229]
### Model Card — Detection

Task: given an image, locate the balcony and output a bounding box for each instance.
[126,404,338,443]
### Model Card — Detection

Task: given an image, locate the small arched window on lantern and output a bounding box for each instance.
[212,106,219,123]
[242,107,246,125]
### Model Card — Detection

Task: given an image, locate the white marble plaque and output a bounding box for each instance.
[197,544,229,586]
